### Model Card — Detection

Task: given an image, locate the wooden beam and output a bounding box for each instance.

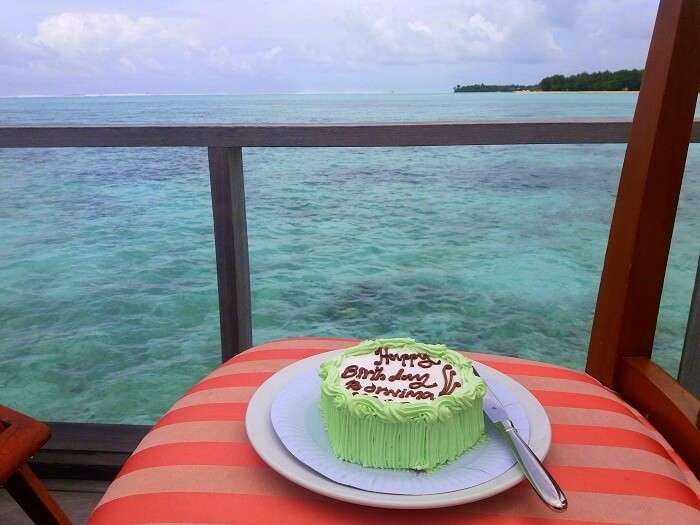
[0,120,698,148]
[30,423,149,481]
[41,422,148,453]
[208,147,252,361]
[4,464,72,525]
[586,0,700,385]
[617,357,700,475]
[679,256,700,397]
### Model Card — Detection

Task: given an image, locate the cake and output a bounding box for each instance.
[319,338,486,470]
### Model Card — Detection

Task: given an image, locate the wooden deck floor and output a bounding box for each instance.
[0,479,107,524]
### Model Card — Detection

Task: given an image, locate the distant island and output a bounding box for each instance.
[454,69,643,93]
[451,84,534,93]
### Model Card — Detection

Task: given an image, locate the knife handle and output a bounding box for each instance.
[498,420,568,511]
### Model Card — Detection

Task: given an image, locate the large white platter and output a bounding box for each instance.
[246,350,551,509]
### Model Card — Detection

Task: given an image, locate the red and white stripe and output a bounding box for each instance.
[89,337,700,525]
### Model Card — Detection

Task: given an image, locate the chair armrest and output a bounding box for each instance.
[0,405,51,484]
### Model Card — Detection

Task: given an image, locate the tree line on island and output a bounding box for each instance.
[454,69,643,93]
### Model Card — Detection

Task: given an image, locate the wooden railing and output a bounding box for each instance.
[1,119,699,477]
[1,120,699,361]
[11,119,700,360]
[2,119,689,148]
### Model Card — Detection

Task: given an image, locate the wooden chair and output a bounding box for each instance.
[585,0,700,474]
[0,405,71,525]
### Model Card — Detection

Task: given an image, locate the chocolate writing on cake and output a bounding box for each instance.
[439,364,461,396]
[341,347,462,401]
[372,347,442,368]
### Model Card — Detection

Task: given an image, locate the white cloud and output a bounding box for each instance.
[205,45,282,73]
[262,46,283,60]
[0,11,206,82]
[4,11,286,83]
[37,13,177,55]
[205,46,250,72]
[118,56,136,72]
[407,21,432,36]
[302,0,561,66]
[0,1,656,95]
[0,32,51,67]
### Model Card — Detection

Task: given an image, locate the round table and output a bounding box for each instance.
[89,337,700,524]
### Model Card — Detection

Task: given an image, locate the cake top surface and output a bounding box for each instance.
[341,346,461,401]
[319,338,486,423]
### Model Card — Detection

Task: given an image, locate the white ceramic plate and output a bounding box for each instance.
[269,365,530,495]
[246,350,551,509]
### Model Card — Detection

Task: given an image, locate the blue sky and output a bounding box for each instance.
[0,0,659,95]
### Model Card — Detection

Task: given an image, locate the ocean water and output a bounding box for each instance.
[0,93,698,424]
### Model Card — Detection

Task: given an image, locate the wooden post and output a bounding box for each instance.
[4,464,72,525]
[586,0,700,386]
[679,257,700,397]
[207,147,252,361]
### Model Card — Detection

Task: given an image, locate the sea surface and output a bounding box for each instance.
[0,93,698,424]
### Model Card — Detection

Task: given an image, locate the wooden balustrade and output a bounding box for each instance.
[1,116,699,477]
[1,120,698,148]
[207,147,252,360]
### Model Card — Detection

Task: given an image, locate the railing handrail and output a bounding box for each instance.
[0,120,698,148]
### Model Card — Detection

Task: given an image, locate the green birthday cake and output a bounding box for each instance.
[319,338,486,470]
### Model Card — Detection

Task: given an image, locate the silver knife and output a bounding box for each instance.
[475,369,568,511]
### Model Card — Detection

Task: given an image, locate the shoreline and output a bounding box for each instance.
[452,90,639,94]
[512,90,639,94]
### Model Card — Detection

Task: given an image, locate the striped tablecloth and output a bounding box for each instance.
[89,337,700,525]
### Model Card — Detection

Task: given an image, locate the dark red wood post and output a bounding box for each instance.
[586,0,700,385]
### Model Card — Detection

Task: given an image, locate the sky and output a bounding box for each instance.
[0,0,659,96]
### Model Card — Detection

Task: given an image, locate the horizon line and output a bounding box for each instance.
[0,90,451,99]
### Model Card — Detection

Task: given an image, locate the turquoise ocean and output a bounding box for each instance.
[1,93,698,424]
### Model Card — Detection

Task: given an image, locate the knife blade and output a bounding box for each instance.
[474,367,568,511]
